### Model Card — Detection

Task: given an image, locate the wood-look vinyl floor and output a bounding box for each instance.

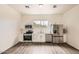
[2,42,79,54]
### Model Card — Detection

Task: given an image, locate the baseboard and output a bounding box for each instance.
[0,51,3,54]
[66,42,79,50]
[1,41,20,54]
[19,41,67,45]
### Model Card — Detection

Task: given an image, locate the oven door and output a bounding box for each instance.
[24,34,32,41]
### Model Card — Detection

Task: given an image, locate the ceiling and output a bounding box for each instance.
[9,4,76,14]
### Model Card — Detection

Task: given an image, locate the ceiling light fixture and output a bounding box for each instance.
[53,5,57,8]
[39,4,43,7]
[25,5,30,8]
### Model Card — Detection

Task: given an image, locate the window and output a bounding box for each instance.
[33,20,48,27]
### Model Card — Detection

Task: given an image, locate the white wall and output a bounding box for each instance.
[0,5,21,53]
[63,5,79,50]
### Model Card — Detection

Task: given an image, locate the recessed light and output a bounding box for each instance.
[53,5,57,8]
[39,4,43,7]
[25,5,30,8]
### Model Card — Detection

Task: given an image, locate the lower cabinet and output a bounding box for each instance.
[45,34,53,42]
[45,34,64,43]
[53,36,63,43]
[32,33,45,42]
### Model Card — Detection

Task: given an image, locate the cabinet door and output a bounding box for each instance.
[53,36,63,43]
[40,34,45,42]
[45,34,52,42]
[53,37,60,43]
[32,33,45,42]
[32,33,40,42]
[59,37,63,43]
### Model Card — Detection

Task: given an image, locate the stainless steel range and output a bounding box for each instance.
[23,30,33,41]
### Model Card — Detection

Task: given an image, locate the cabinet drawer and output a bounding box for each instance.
[53,36,63,43]
[53,37,59,43]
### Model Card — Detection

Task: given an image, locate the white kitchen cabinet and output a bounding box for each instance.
[32,26,46,42]
[32,33,45,42]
